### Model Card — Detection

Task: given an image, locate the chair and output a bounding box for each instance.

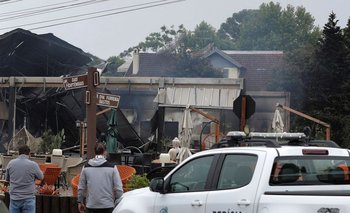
[38,163,59,172]
[71,165,136,195]
[116,165,136,185]
[71,174,80,196]
[35,167,62,189]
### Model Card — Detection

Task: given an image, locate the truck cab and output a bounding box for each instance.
[113,132,350,213]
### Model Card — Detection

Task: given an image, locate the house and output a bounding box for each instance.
[123,46,289,139]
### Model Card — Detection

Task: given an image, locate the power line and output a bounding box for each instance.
[0,0,79,16]
[0,0,112,21]
[0,0,22,6]
[0,0,185,31]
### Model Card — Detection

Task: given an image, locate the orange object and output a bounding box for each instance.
[35,167,62,186]
[38,163,59,172]
[71,174,80,196]
[117,165,136,185]
[70,165,136,195]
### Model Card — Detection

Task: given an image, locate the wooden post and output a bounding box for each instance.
[240,96,247,131]
[86,68,98,159]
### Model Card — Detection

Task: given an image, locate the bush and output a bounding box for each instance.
[125,174,150,191]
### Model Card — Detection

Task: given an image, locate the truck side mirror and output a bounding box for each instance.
[149,177,165,194]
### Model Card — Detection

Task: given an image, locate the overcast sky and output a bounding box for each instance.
[0,0,349,60]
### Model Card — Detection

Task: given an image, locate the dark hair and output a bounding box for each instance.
[18,144,30,155]
[95,142,106,155]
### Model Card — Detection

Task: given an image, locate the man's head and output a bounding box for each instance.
[18,144,30,155]
[95,142,106,155]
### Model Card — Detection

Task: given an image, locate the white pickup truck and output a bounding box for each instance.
[113,132,350,213]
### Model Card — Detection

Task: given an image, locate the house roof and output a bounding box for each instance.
[193,45,243,69]
[224,51,284,91]
[126,53,178,77]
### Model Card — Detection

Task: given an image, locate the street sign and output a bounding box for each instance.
[63,74,88,90]
[96,92,120,108]
[233,95,256,119]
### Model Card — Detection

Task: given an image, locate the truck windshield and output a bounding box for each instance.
[270,156,350,185]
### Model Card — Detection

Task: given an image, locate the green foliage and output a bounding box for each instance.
[219,2,320,51]
[39,129,65,154]
[126,174,150,190]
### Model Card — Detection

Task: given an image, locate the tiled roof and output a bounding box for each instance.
[224,51,284,91]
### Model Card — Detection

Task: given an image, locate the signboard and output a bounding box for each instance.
[233,95,256,119]
[63,74,88,90]
[96,92,120,108]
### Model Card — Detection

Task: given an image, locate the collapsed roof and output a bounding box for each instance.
[0,29,145,151]
[0,28,91,76]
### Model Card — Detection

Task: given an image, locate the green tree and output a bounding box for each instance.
[343,18,350,49]
[102,56,125,76]
[219,2,320,51]
[302,12,350,146]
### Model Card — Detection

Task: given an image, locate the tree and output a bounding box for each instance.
[343,18,350,49]
[302,12,350,146]
[219,2,320,51]
[102,56,125,76]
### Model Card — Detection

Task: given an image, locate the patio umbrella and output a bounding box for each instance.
[177,106,193,163]
[272,108,284,133]
[106,109,119,153]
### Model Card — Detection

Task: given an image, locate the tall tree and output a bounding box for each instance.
[219,2,320,51]
[302,12,350,146]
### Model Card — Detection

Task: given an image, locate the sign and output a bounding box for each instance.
[63,74,88,90]
[96,92,120,108]
[233,95,255,119]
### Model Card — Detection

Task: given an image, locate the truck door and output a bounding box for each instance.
[206,152,266,213]
[153,155,215,213]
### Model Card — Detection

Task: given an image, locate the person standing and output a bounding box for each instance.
[78,143,123,213]
[5,144,43,213]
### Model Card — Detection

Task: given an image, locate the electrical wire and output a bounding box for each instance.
[0,0,22,6]
[0,0,111,21]
[0,0,185,31]
[0,0,79,16]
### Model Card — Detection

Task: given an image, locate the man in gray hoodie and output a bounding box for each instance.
[77,143,123,213]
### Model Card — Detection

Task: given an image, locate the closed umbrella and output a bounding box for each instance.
[272,109,284,133]
[177,106,193,163]
[106,109,118,153]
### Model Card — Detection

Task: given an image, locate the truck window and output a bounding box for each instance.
[217,154,258,190]
[168,155,214,193]
[270,156,350,185]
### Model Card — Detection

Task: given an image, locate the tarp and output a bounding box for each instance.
[272,109,284,133]
[178,106,193,163]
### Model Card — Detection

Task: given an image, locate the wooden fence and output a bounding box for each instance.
[4,193,79,213]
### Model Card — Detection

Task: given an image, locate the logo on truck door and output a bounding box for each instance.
[317,208,340,213]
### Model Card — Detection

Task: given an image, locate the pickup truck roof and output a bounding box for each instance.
[211,131,340,149]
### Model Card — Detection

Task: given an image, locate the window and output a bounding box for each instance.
[217,154,257,189]
[270,156,350,185]
[169,156,214,193]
